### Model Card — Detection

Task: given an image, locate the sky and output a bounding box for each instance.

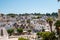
[0,0,60,14]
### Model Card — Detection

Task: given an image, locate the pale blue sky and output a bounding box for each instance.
[0,0,60,14]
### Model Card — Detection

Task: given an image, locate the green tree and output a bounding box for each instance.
[46,13,51,16]
[46,18,53,32]
[18,37,29,40]
[37,32,41,38]
[54,20,60,35]
[39,32,56,40]
[17,28,23,34]
[34,13,40,15]
[58,0,60,2]
[7,13,18,18]
[51,12,58,18]
[28,30,31,34]
[7,29,14,36]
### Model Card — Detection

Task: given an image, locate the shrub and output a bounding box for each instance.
[7,29,14,36]
[17,28,23,34]
[28,30,31,34]
[28,30,31,32]
[39,32,56,40]
[37,32,41,38]
[18,37,29,40]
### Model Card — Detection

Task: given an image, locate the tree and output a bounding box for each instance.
[7,29,14,36]
[24,13,29,16]
[34,13,41,15]
[37,32,41,38]
[28,30,31,34]
[18,37,29,40]
[51,12,58,17]
[7,13,18,18]
[54,20,60,35]
[0,13,4,17]
[58,0,60,2]
[46,13,51,16]
[17,28,23,34]
[46,18,53,32]
[39,32,56,40]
